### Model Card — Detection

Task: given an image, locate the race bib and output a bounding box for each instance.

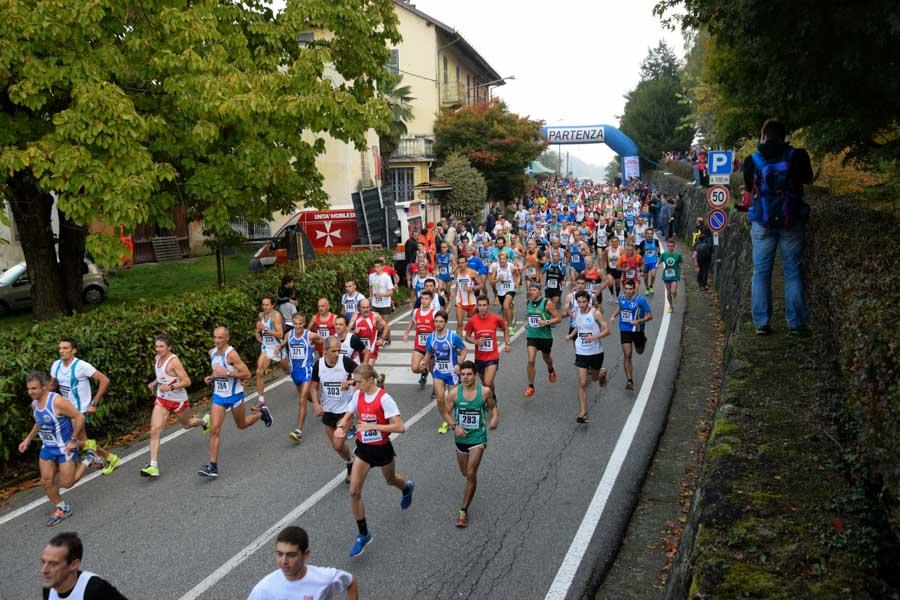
[262,334,276,346]
[528,315,542,328]
[317,326,330,337]
[664,268,676,279]
[609,257,618,268]
[436,361,450,372]
[458,278,470,291]
[361,424,381,444]
[499,279,512,292]
[58,385,71,398]
[527,266,537,277]
[38,430,56,443]
[324,381,342,398]
[621,310,634,322]
[417,333,429,346]
[625,269,637,279]
[344,300,357,313]
[290,345,307,361]
[547,279,558,289]
[478,337,494,352]
[459,411,480,430]
[214,378,230,394]
[439,265,449,275]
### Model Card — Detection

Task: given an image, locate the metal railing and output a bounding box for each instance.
[392,137,434,159]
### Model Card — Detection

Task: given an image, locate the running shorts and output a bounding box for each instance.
[455,441,486,454]
[261,345,285,361]
[372,305,393,316]
[456,303,476,313]
[322,411,348,429]
[474,359,499,374]
[354,440,396,467]
[155,397,188,414]
[544,288,563,300]
[291,365,313,386]
[574,352,605,370]
[644,261,658,272]
[39,446,76,464]
[213,392,245,409]
[620,330,647,353]
[607,268,621,278]
[527,337,553,354]
[432,371,459,386]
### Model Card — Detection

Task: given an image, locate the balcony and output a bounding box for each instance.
[391,137,434,161]
[441,80,467,107]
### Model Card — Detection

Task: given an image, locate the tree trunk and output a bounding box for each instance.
[58,209,86,312]
[7,172,67,319]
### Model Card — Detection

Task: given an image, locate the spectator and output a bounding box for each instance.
[42,532,128,599]
[693,225,713,290]
[673,193,685,235]
[740,119,813,335]
[659,199,674,239]
[404,225,419,286]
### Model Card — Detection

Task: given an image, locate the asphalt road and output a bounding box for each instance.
[0,278,683,600]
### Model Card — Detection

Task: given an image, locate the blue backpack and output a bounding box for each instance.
[750,147,809,229]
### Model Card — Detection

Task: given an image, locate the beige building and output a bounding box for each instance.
[384,0,506,208]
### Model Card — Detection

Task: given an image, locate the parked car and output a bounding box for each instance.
[0,259,109,316]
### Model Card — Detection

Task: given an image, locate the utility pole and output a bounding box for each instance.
[566,152,570,178]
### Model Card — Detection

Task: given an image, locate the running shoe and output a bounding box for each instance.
[349,533,373,558]
[648,287,654,295]
[548,370,558,383]
[101,453,120,475]
[418,373,427,388]
[598,368,607,386]
[438,421,450,434]
[140,464,160,478]
[523,386,535,397]
[401,481,415,510]
[576,415,590,424]
[259,404,273,427]
[667,305,673,313]
[201,413,211,436]
[456,509,469,528]
[288,429,303,442]
[382,340,391,349]
[46,505,72,527]
[625,380,635,391]
[509,324,518,335]
[755,325,771,336]
[82,439,97,453]
[198,463,219,478]
[346,426,356,439]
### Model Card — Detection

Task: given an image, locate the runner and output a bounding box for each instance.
[49,338,119,475]
[523,282,561,397]
[200,327,272,478]
[453,255,483,338]
[247,526,357,600]
[582,255,604,304]
[639,227,661,295]
[618,241,644,293]
[279,313,324,443]
[565,291,610,423]
[335,315,366,362]
[567,232,587,285]
[350,299,389,377]
[488,251,520,333]
[660,237,683,312]
[435,241,454,300]
[368,258,395,328]
[464,295,510,407]
[605,236,624,302]
[254,293,289,408]
[425,310,468,433]
[403,289,437,389]
[414,276,448,310]
[309,298,337,357]
[140,334,208,478]
[41,532,129,599]
[17,371,92,526]
[562,275,588,344]
[341,281,366,322]
[440,361,498,528]
[610,280,654,391]
[523,239,543,288]
[334,364,414,558]
[542,250,567,309]
[310,337,358,483]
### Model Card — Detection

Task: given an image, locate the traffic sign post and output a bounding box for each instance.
[707,208,728,232]
[707,184,730,209]
[707,150,733,185]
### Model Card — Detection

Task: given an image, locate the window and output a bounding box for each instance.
[298,31,315,48]
[386,167,415,203]
[467,74,471,103]
[388,49,399,74]
[443,56,448,85]
[455,65,460,85]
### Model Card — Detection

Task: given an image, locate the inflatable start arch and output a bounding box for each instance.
[540,124,640,181]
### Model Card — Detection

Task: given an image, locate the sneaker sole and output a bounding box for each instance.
[140,471,159,478]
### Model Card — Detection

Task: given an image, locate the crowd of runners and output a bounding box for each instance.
[19,177,686,598]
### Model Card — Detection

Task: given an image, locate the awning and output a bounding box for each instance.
[413,179,453,192]
[525,161,555,175]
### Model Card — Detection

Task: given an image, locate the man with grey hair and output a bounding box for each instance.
[18,372,92,526]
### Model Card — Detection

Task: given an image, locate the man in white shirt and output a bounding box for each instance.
[248,526,357,600]
[367,257,395,318]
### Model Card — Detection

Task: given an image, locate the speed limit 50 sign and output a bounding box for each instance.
[706,184,730,209]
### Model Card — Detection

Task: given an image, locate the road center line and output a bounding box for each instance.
[178,323,526,600]
[0,308,414,527]
[544,292,673,599]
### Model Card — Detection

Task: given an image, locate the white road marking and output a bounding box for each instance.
[544,293,673,599]
[0,308,416,527]
[178,324,526,599]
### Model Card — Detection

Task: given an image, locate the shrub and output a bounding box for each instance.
[435,153,488,220]
[0,249,390,463]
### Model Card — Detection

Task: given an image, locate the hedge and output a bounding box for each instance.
[0,249,391,463]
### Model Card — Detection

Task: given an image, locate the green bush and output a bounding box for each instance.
[0,249,390,463]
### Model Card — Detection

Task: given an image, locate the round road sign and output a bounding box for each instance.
[707,184,730,209]
[707,208,728,232]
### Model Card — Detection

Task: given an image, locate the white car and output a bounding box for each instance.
[0,259,109,316]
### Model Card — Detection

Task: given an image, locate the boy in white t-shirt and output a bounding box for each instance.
[248,526,357,600]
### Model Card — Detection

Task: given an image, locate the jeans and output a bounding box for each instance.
[751,221,808,328]
[697,255,711,288]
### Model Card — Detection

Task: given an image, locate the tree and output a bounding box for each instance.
[434,100,546,201]
[537,150,562,174]
[654,0,900,164]
[605,158,622,184]
[0,0,399,319]
[619,77,694,165]
[434,153,487,220]
[640,40,681,82]
[378,72,415,165]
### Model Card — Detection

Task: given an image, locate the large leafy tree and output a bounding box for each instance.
[619,41,693,164]
[0,0,399,319]
[434,100,546,201]
[378,71,414,164]
[654,0,900,163]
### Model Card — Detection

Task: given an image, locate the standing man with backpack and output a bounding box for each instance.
[739,119,814,335]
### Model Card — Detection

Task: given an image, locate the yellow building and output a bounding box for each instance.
[385,0,507,211]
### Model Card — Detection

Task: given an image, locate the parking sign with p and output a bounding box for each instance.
[708,151,733,175]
